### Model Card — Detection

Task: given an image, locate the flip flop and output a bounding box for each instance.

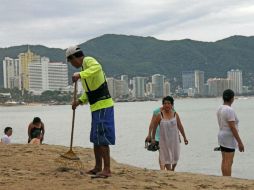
[86,169,100,175]
[214,147,221,151]
[91,172,111,179]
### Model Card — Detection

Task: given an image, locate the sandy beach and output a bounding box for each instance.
[0,144,253,190]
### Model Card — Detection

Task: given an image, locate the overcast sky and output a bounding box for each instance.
[1,0,254,48]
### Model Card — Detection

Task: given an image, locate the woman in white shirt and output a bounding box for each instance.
[1,127,12,144]
[217,89,244,176]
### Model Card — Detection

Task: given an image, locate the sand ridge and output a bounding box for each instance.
[0,144,253,190]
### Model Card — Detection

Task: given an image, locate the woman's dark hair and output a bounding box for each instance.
[4,127,12,134]
[33,117,41,124]
[223,89,235,102]
[162,96,174,105]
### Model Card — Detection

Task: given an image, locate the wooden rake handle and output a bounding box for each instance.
[70,82,77,151]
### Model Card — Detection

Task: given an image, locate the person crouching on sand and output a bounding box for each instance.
[28,117,45,144]
[29,131,42,145]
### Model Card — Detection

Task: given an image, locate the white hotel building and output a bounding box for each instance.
[227,69,243,94]
[3,57,21,89]
[29,57,68,93]
[107,77,128,98]
[207,78,232,97]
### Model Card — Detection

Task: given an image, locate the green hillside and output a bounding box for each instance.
[1,34,254,88]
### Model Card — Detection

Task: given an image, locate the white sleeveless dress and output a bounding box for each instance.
[159,113,180,165]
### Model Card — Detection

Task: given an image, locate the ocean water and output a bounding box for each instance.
[1,97,254,179]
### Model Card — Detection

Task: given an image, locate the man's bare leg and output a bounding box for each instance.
[87,145,102,175]
[96,145,111,177]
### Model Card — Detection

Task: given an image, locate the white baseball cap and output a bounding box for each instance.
[66,45,83,60]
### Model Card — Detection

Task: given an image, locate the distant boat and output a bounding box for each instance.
[3,101,27,106]
[4,101,18,106]
[235,97,248,100]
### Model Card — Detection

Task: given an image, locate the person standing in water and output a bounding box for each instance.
[66,46,115,178]
[146,106,176,170]
[217,89,244,176]
[152,96,188,171]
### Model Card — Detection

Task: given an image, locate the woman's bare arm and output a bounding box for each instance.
[176,113,188,145]
[151,114,161,142]
[28,123,33,139]
[146,115,157,142]
[228,121,244,152]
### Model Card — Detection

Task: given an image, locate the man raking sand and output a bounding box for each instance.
[66,46,116,178]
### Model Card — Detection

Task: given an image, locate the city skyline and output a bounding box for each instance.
[2,49,69,94]
[1,49,250,97]
[105,69,247,99]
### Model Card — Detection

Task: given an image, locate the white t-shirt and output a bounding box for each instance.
[1,135,11,144]
[217,105,239,149]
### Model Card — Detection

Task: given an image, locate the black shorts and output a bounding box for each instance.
[220,146,235,153]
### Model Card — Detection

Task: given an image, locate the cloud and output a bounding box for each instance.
[0,0,254,48]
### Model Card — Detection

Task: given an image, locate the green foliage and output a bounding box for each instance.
[0,88,72,103]
[1,34,254,88]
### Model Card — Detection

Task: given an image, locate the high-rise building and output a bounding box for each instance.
[133,77,145,98]
[107,78,115,98]
[3,57,20,89]
[182,71,195,93]
[227,69,243,94]
[152,74,164,98]
[207,78,231,96]
[146,82,154,97]
[19,48,40,90]
[115,79,128,98]
[121,75,128,84]
[163,81,171,96]
[120,75,129,96]
[29,58,45,91]
[107,77,128,98]
[203,84,209,96]
[194,70,205,95]
[48,62,68,91]
[29,57,68,93]
[182,70,205,96]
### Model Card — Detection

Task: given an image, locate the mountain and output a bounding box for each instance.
[1,34,254,88]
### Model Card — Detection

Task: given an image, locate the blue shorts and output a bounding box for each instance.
[90,107,115,146]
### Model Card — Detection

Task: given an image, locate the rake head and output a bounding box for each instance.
[60,149,80,160]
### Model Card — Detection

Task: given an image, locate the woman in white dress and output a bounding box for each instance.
[152,96,188,171]
[217,89,244,176]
